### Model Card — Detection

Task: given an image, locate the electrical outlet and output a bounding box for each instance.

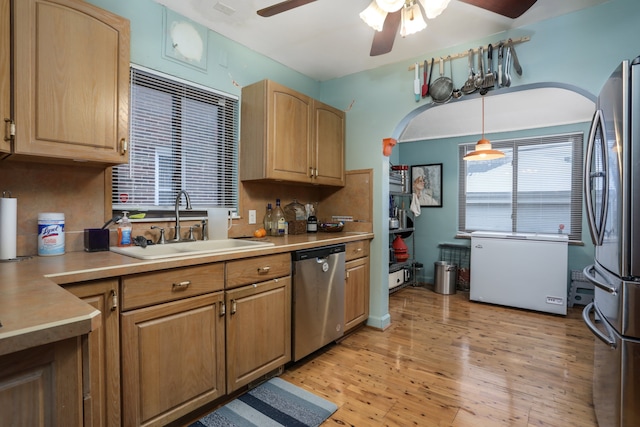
[248,210,257,224]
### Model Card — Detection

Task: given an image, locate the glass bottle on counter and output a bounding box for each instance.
[306,202,318,233]
[263,203,273,236]
[273,199,286,236]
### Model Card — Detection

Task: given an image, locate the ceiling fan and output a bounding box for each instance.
[257,0,537,56]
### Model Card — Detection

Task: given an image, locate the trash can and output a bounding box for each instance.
[434,261,457,295]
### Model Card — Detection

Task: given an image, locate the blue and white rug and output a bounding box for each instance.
[189,377,338,427]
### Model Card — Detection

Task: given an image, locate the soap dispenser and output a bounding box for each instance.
[117,211,133,247]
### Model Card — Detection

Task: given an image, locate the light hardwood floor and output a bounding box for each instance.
[281,286,598,427]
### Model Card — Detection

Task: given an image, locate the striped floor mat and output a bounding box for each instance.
[190,377,338,427]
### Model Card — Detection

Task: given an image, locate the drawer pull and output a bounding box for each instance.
[257,266,271,274]
[356,248,362,252]
[172,280,191,291]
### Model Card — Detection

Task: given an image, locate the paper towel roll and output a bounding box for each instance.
[0,197,17,260]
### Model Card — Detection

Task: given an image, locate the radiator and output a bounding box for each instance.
[470,231,569,315]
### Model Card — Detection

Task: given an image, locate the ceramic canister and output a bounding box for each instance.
[38,212,65,256]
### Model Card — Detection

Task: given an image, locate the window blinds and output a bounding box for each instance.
[112,66,239,211]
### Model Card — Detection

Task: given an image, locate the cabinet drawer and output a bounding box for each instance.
[345,240,369,261]
[226,253,291,289]
[121,264,224,311]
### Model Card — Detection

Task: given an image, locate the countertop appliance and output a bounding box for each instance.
[292,244,345,362]
[470,231,568,315]
[583,55,640,427]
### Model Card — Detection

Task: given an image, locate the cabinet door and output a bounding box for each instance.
[121,292,226,427]
[345,256,370,332]
[267,83,313,182]
[313,101,345,186]
[240,80,313,184]
[66,279,120,427]
[0,0,9,155]
[226,277,291,392]
[13,0,129,164]
[0,337,83,427]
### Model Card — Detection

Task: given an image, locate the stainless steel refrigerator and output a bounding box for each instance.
[583,56,640,427]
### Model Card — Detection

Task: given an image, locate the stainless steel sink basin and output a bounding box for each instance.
[110,239,275,260]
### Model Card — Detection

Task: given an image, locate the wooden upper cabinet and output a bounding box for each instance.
[11,0,130,165]
[313,100,345,186]
[0,0,9,155]
[240,79,345,186]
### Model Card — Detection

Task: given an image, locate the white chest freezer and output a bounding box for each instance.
[470,231,569,315]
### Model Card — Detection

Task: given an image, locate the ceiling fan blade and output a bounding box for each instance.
[459,0,537,19]
[257,0,317,17]
[370,11,401,57]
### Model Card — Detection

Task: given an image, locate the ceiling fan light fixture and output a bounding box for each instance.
[360,1,388,31]
[400,1,427,37]
[375,0,405,13]
[419,0,451,19]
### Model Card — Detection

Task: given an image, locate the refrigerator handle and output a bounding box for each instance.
[582,302,617,349]
[583,264,617,295]
[584,109,609,246]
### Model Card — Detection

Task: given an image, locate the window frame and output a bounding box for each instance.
[458,132,584,242]
[111,65,239,217]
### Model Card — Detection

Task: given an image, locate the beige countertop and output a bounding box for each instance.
[0,232,373,356]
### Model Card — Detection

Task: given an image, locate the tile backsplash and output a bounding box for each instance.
[0,161,373,257]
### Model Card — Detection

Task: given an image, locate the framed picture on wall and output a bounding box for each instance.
[411,164,443,207]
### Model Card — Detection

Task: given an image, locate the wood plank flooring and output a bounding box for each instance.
[281,286,597,427]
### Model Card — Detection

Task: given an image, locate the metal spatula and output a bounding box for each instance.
[482,44,495,90]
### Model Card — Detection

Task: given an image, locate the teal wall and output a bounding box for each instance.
[89,0,640,328]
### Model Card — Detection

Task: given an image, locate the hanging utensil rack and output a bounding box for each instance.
[407,36,530,71]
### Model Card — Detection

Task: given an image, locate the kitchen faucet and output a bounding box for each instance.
[172,190,192,242]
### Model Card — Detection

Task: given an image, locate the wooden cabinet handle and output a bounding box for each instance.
[257,266,271,274]
[119,138,128,155]
[172,280,191,291]
[110,290,118,311]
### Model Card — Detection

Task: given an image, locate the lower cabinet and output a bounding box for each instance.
[65,279,121,427]
[121,292,226,427]
[0,337,83,427]
[344,241,370,333]
[120,264,226,427]
[226,277,291,392]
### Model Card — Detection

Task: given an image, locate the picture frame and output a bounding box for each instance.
[411,164,443,207]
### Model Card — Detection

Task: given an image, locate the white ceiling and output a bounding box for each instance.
[154,0,609,82]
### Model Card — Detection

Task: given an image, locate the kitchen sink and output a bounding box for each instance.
[110,239,275,260]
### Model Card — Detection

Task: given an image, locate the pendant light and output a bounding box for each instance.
[463,96,505,161]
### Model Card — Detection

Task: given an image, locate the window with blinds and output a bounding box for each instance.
[112,66,239,212]
[458,132,583,241]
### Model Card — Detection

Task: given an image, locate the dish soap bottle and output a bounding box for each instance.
[117,211,133,247]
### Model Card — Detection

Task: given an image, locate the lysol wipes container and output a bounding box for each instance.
[38,212,65,256]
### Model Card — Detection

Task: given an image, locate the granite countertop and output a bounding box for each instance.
[0,232,373,356]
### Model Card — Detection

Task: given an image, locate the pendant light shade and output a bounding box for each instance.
[463,96,505,161]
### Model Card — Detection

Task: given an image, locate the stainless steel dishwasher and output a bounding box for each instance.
[292,244,345,361]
